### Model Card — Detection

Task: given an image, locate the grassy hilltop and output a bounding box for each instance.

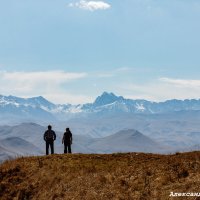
[1,152,200,200]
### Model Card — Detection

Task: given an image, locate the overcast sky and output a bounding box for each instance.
[0,0,200,104]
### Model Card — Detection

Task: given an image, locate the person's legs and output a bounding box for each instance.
[50,141,54,154]
[68,144,72,153]
[46,141,49,155]
[64,144,67,153]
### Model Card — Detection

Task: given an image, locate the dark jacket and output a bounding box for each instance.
[44,130,56,141]
[62,130,72,145]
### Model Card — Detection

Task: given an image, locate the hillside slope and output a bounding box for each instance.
[0,137,43,163]
[88,129,167,153]
[1,152,200,200]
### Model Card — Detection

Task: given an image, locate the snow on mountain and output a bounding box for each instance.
[93,92,124,107]
[0,95,58,111]
[83,92,200,114]
[135,103,145,111]
[1,92,200,124]
[81,92,150,113]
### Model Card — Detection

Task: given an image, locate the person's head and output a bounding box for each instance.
[66,127,69,131]
[48,125,52,130]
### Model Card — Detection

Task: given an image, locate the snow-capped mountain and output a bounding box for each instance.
[1,92,200,123]
[82,92,149,113]
[0,95,55,122]
[81,92,200,114]
[0,95,54,109]
[93,92,124,107]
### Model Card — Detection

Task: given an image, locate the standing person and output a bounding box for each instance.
[44,125,56,155]
[62,128,73,153]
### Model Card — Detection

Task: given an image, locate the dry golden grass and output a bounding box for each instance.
[1,152,200,200]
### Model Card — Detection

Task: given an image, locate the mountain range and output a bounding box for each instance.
[1,92,200,160]
[2,92,200,121]
[1,92,200,135]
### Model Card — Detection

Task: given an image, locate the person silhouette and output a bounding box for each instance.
[43,125,56,155]
[62,128,73,153]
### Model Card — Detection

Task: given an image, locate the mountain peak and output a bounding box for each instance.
[93,92,123,107]
[101,92,117,98]
[28,96,52,104]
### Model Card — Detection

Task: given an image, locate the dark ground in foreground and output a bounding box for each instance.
[1,152,200,200]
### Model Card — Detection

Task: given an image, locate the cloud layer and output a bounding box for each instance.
[159,77,200,88]
[69,0,111,11]
[121,77,200,101]
[0,70,90,104]
[1,70,200,104]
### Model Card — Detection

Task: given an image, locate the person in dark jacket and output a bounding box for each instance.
[62,128,73,153]
[44,125,56,155]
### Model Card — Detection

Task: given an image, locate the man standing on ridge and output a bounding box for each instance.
[62,128,73,153]
[44,125,56,155]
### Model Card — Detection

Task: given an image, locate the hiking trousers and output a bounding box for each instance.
[64,143,71,153]
[46,140,54,155]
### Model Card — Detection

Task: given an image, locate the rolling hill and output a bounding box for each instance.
[0,137,43,163]
[1,152,200,200]
[0,123,172,163]
[87,129,167,153]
